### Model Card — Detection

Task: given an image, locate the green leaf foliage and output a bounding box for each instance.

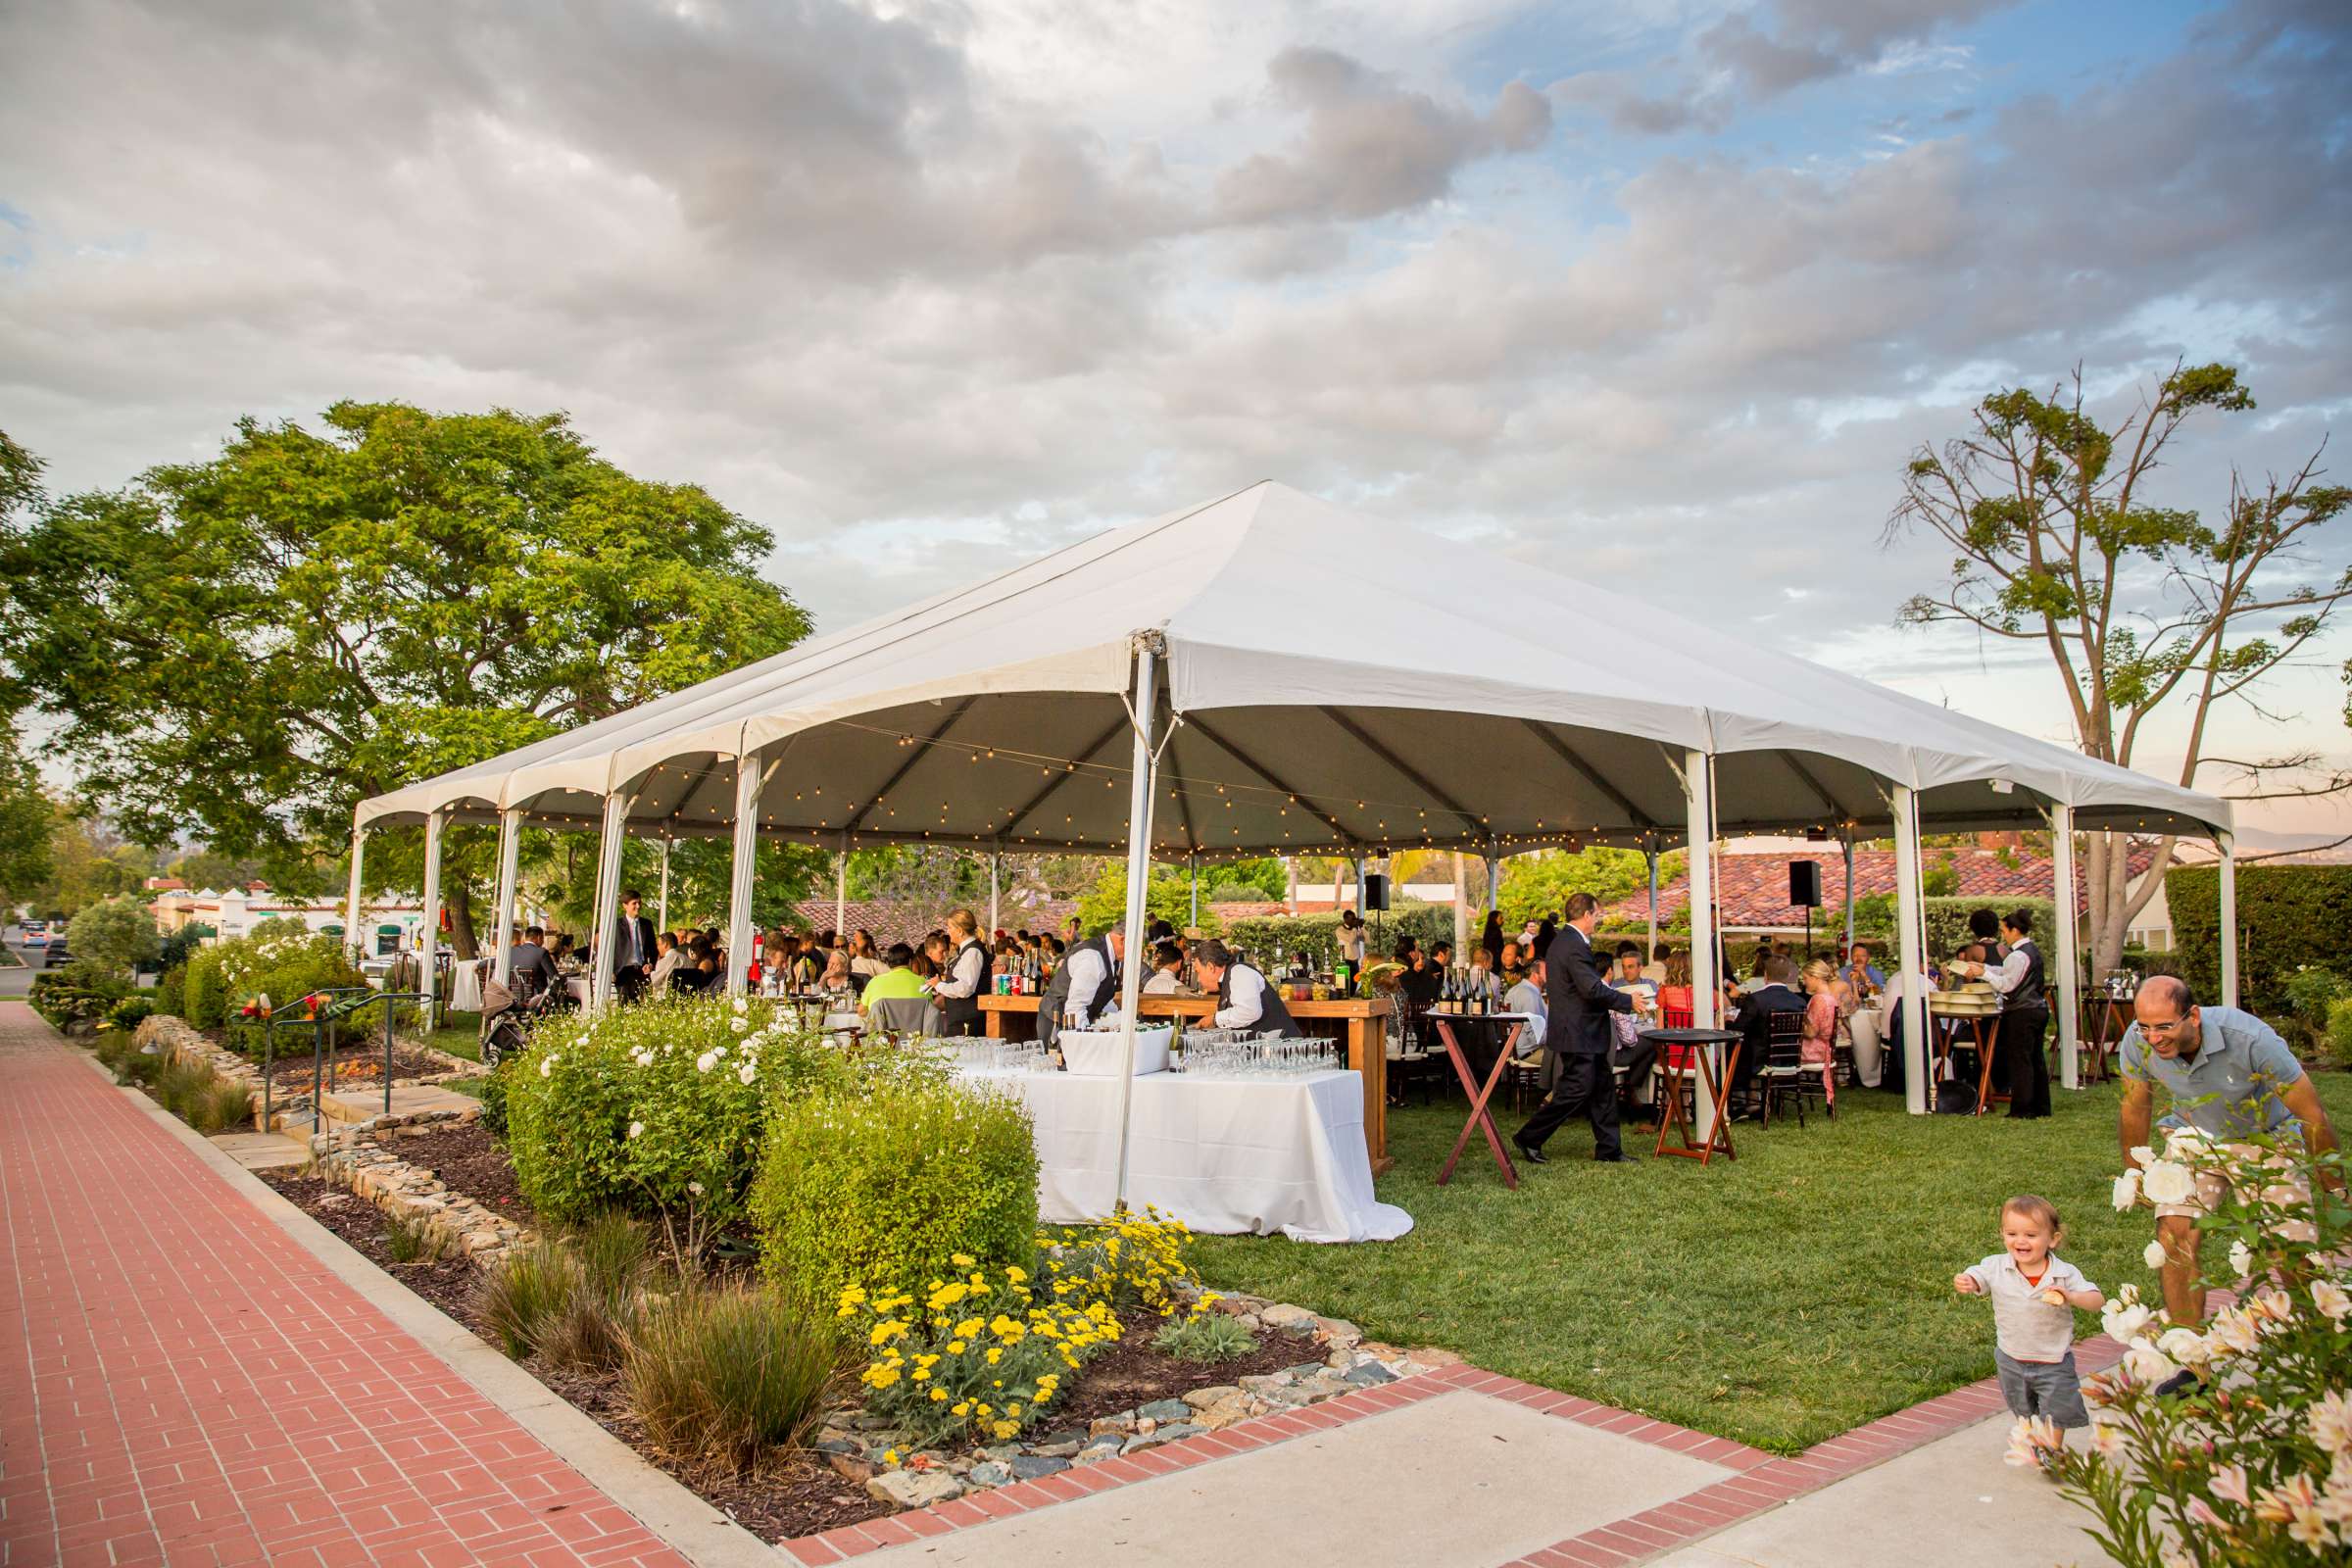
[63,896,161,979]
[2166,863,2352,1025]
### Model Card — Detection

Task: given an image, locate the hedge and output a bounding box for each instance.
[1222,902,1462,973]
[2167,863,2352,1023]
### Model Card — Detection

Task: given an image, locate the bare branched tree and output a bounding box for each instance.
[1886,362,2350,973]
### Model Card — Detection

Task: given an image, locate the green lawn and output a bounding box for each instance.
[1193,1070,2352,1454]
[416,1011,482,1061]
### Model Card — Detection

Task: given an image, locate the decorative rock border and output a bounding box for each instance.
[133,1011,485,1136]
[818,1294,1445,1510]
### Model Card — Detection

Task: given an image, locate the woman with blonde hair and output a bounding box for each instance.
[934,907,992,1036]
[1798,957,1841,1109]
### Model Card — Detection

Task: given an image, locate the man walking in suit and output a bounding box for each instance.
[1514,892,1639,1164]
[613,891,658,1003]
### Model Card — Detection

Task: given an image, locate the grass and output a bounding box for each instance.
[1192,1070,2352,1455]
[417,1011,483,1061]
[478,1239,583,1360]
[623,1285,835,1472]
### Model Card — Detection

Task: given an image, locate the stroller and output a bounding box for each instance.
[480,967,564,1067]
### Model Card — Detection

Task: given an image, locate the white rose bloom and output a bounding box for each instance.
[2312,1280,2350,1324]
[2129,1146,2156,1167]
[627,1121,644,1139]
[2157,1326,2212,1367]
[2122,1338,2179,1386]
[731,997,748,1015]
[2209,1307,2260,1355]
[713,1044,728,1058]
[2138,1159,2195,1206]
[730,1016,749,1034]
[738,1061,757,1085]
[687,1180,705,1197]
[2142,1239,2169,1270]
[2162,1125,2210,1159]
[2111,1170,2141,1211]
[2228,1241,2254,1279]
[696,1051,717,1073]
[539,1055,556,1078]
[2102,1301,2154,1345]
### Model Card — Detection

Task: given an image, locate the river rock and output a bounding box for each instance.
[1195,1393,1256,1431]
[1260,1302,1318,1332]
[967,1462,1012,1489]
[1072,1435,1124,1465]
[1137,1398,1192,1424]
[1182,1385,1241,1411]
[1089,1411,1137,1438]
[1343,1360,1397,1388]
[1124,1422,1203,1454]
[1008,1455,1069,1480]
[1028,1432,1085,1458]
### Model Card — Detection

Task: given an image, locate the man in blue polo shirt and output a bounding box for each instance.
[2118,974,2337,1337]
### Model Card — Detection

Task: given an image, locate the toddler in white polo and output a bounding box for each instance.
[1953,1194,2104,1435]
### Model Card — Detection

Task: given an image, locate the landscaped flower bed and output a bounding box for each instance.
[236,993,1440,1545]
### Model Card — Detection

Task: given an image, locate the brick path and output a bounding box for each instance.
[0,1004,691,1568]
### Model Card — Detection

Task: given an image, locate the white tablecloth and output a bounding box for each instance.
[956,1067,1414,1245]
[449,961,484,1014]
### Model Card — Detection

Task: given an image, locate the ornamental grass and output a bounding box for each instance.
[623,1285,834,1473]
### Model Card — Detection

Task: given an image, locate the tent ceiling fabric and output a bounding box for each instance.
[357,482,2230,850]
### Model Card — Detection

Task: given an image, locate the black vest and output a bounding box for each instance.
[1038,936,1117,1047]
[938,938,992,1037]
[2004,939,2047,1012]
[1219,962,1301,1038]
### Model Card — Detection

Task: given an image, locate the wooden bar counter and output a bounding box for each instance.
[977,994,1395,1173]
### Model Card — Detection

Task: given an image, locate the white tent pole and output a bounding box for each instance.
[491,808,522,987]
[344,823,368,964]
[2052,804,2079,1091]
[1352,856,1365,915]
[1285,855,1297,915]
[725,751,760,996]
[1840,831,1856,956]
[1892,784,1929,1115]
[1484,849,1499,915]
[834,835,848,934]
[589,792,630,1011]
[417,808,444,1018]
[2218,828,2238,1009]
[656,836,670,932]
[989,851,1001,937]
[1645,844,1660,964]
[1683,753,1717,1028]
[1189,852,1199,927]
[1111,635,1163,1211]
[1452,852,1468,959]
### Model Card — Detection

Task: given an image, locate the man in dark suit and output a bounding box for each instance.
[1728,955,1808,1110]
[1514,892,1639,1164]
[612,891,658,1002]
[507,925,561,1000]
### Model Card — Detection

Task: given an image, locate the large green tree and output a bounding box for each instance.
[0,404,811,955]
[1888,365,2348,974]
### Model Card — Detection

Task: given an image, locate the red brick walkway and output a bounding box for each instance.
[0,1004,691,1568]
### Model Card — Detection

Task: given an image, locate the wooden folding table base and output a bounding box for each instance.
[1654,1043,1741,1165]
[1433,1017,1524,1189]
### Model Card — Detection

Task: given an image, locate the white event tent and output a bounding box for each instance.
[354,481,2236,1159]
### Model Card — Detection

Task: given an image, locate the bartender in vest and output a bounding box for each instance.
[1949,906,2050,1121]
[1038,927,1125,1052]
[1189,940,1301,1037]
[932,908,993,1037]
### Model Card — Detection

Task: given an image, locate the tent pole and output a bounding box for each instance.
[834,834,848,935]
[344,823,368,965]
[989,850,1001,937]
[1484,848,1498,916]
[1683,754,1716,1029]
[1284,855,1297,915]
[1452,852,1468,960]
[1644,843,1659,964]
[1189,852,1199,927]
[589,792,629,1011]
[2218,828,2238,1009]
[418,808,444,1020]
[1111,635,1163,1211]
[2052,804,2079,1091]
[1841,831,1856,957]
[1892,784,1929,1115]
[655,836,669,932]
[491,808,522,987]
[725,751,760,996]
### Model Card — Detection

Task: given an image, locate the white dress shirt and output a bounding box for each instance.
[1061,943,1115,1027]
[1142,969,1182,995]
[935,940,987,1001]
[1212,964,1271,1029]
[1982,939,2036,998]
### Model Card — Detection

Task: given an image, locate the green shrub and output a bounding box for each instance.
[752,1081,1038,1307]
[2169,863,2352,1021]
[184,947,227,1028]
[154,964,187,1018]
[108,997,155,1032]
[476,1055,515,1138]
[65,897,161,980]
[2283,965,2351,1055]
[505,996,871,1226]
[1152,1312,1257,1362]
[118,1049,167,1088]
[180,920,366,1041]
[622,1286,835,1471]
[477,1240,583,1359]
[1222,902,1460,973]
[27,965,131,1030]
[191,1076,250,1134]
[2328,999,2352,1071]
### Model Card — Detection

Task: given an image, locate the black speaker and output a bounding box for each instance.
[1788,860,1823,908]
[1361,872,1391,911]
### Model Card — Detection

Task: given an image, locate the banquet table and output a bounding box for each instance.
[954,1065,1413,1244]
[449,959,484,1015]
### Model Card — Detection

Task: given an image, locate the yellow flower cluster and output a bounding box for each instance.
[1039,1205,1206,1319]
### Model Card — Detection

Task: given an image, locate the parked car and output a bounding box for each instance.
[22,930,47,947]
[41,937,71,967]
[20,917,45,933]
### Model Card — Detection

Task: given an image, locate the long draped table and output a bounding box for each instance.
[954,1065,1413,1244]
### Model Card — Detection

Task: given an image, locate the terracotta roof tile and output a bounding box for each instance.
[1597,845,2152,929]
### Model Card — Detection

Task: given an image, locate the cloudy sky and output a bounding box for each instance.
[3,0,2346,845]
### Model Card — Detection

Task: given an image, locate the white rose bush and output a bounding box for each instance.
[2039,1124,2350,1566]
[504,995,947,1260]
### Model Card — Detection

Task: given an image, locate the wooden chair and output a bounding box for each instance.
[1755,1008,1820,1128]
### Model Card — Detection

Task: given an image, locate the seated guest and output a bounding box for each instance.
[1609,942,1659,1018]
[508,925,560,996]
[1655,949,1694,1020]
[819,949,856,1000]
[1506,957,1555,1091]
[1190,940,1301,1036]
[1729,955,1808,1108]
[850,929,885,977]
[1841,940,1886,998]
[1143,939,1188,995]
[646,932,684,995]
[1396,940,1442,1012]
[551,933,576,965]
[1464,946,1502,1006]
[860,943,926,1004]
[1606,941,1662,1119]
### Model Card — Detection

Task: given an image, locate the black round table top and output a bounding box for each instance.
[1639,1027,1741,1045]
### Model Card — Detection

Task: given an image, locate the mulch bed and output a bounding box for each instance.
[202,1028,450,1088]
[253,1145,1316,1545]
